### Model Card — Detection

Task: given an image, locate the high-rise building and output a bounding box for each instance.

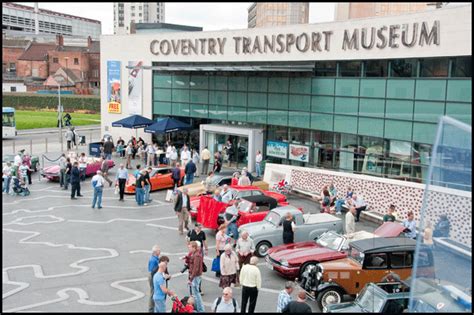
[335,2,433,20]
[248,2,309,28]
[2,2,101,39]
[114,2,165,34]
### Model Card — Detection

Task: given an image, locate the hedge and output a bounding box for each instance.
[2,92,100,113]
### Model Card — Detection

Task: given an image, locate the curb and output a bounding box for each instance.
[17,125,100,135]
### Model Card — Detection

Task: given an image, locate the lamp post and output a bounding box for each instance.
[57,77,63,152]
[64,57,69,90]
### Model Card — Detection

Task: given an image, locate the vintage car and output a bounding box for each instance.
[409,278,472,313]
[266,222,406,280]
[41,156,115,181]
[124,165,185,194]
[324,281,411,313]
[216,195,279,227]
[3,154,40,172]
[239,207,343,257]
[298,237,435,309]
[178,170,270,197]
[189,185,287,219]
[195,194,286,230]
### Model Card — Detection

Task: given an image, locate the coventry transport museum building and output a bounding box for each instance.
[100,4,471,183]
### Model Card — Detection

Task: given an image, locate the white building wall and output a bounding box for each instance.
[101,4,471,140]
[2,83,27,93]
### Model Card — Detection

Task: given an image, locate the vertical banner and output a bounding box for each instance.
[128,61,143,115]
[107,60,121,114]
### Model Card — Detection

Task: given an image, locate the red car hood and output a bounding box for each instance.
[268,241,341,263]
[374,222,406,237]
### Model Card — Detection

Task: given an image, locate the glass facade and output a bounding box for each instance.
[152,57,471,186]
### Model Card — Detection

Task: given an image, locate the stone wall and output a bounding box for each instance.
[264,163,472,246]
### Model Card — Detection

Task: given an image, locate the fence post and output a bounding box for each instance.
[89,132,93,144]
[30,139,33,155]
[45,137,48,153]
[13,140,15,154]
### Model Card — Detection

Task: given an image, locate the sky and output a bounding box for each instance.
[17,2,336,34]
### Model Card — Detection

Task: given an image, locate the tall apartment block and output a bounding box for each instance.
[114,2,165,34]
[248,2,309,28]
[335,2,432,20]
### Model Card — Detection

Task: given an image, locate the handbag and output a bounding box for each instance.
[114,185,119,195]
[202,261,208,273]
[211,256,220,273]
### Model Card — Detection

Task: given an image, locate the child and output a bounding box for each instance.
[171,295,195,313]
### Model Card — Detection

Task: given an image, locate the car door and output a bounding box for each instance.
[242,202,270,225]
[293,214,307,242]
[362,252,390,289]
[388,250,415,280]
[158,168,174,188]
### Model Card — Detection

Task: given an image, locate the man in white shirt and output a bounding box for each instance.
[255,150,263,178]
[165,142,172,165]
[91,170,106,209]
[345,206,356,235]
[238,171,251,186]
[200,146,211,176]
[13,152,22,177]
[180,147,190,167]
[220,185,233,203]
[146,143,156,167]
[170,147,178,167]
[236,231,255,268]
[352,194,367,222]
[3,162,13,194]
[239,256,261,313]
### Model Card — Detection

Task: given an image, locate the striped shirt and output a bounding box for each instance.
[276,290,292,313]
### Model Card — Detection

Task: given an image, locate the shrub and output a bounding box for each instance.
[2,92,100,113]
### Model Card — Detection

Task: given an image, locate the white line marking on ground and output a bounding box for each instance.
[68,216,176,224]
[3,215,65,226]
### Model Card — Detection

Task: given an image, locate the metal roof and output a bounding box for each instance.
[351,237,416,253]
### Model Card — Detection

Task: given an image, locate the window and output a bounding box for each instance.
[131,13,135,17]
[451,56,472,77]
[313,130,334,168]
[315,61,337,77]
[390,251,413,268]
[53,57,59,63]
[390,59,417,77]
[365,60,388,77]
[339,61,361,77]
[10,86,17,92]
[365,253,388,269]
[419,58,449,77]
[74,58,79,65]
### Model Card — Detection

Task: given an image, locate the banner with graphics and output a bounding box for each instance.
[289,144,310,162]
[128,61,143,115]
[107,60,121,114]
[266,141,288,159]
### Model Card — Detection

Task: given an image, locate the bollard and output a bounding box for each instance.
[13,140,16,154]
[89,132,93,144]
[45,137,48,153]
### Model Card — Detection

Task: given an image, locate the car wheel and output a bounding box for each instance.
[317,287,344,309]
[256,241,272,257]
[299,262,317,280]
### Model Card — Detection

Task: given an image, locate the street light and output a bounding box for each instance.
[56,76,64,152]
[64,57,69,90]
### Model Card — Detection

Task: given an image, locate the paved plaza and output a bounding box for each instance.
[3,155,380,312]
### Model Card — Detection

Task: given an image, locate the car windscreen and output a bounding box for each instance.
[348,246,364,265]
[316,231,345,251]
[265,211,281,226]
[237,200,254,213]
[356,285,385,312]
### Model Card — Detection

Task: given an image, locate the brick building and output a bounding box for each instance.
[2,34,100,92]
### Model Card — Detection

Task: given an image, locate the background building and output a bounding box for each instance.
[2,2,101,39]
[114,2,165,34]
[248,2,309,28]
[335,2,432,20]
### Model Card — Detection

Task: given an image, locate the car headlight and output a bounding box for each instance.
[280,260,289,267]
[317,272,323,280]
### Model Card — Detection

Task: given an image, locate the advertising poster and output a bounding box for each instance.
[289,144,310,162]
[266,141,288,159]
[128,61,143,115]
[107,60,121,114]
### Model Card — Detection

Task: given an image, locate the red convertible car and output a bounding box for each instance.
[196,194,291,230]
[189,185,287,219]
[41,157,115,181]
[124,166,185,194]
[265,222,406,279]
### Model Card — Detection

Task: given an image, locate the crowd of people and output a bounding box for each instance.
[2,150,34,195]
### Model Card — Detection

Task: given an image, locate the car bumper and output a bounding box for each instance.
[265,256,299,278]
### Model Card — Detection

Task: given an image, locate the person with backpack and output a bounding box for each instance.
[212,287,240,313]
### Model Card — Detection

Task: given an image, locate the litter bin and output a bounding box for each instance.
[89,142,102,157]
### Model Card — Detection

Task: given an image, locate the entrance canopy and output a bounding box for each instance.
[144,117,192,134]
[112,114,155,129]
[126,62,315,72]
